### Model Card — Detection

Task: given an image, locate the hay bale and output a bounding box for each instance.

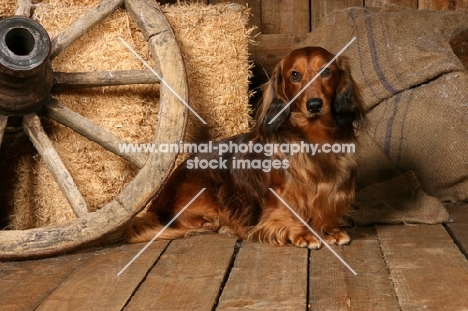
[0,1,14,18]
[163,3,255,140]
[3,0,253,229]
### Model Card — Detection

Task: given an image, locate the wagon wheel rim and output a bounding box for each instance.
[0,0,188,259]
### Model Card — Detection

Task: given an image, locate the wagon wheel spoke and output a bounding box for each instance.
[22,114,88,217]
[0,0,189,260]
[50,0,125,60]
[0,115,8,149]
[52,70,161,91]
[14,0,31,17]
[44,98,148,168]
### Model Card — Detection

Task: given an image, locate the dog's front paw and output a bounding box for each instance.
[325,229,351,246]
[291,233,322,249]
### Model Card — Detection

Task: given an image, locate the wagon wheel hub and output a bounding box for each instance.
[0,17,53,115]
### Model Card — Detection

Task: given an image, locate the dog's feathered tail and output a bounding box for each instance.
[126,212,189,243]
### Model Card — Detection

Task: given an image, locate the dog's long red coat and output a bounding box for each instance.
[127,46,365,249]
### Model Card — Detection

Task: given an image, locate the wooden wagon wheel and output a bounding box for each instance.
[0,0,188,259]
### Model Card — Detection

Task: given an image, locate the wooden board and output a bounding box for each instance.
[376,225,468,309]
[0,252,92,311]
[35,241,169,311]
[125,234,238,310]
[3,223,468,309]
[418,0,468,10]
[249,34,305,76]
[261,0,310,34]
[309,226,399,310]
[216,240,308,310]
[446,203,468,223]
[445,204,468,256]
[447,222,468,255]
[311,0,364,29]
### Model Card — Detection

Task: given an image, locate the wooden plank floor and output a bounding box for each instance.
[1,204,468,311]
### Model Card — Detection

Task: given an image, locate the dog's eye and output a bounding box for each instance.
[291,71,301,82]
[320,67,331,77]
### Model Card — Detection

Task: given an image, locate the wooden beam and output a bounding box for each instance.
[50,0,125,59]
[53,70,160,90]
[44,98,148,169]
[22,113,88,217]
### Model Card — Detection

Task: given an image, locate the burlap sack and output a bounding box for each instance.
[297,6,468,224]
[351,132,450,225]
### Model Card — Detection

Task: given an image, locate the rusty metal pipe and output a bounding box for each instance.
[0,17,53,115]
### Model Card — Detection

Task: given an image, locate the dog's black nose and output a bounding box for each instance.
[306,98,323,113]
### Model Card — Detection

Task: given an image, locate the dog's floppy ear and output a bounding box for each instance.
[255,60,290,135]
[333,57,366,130]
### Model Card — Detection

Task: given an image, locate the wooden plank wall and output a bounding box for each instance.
[160,0,468,34]
[159,0,468,76]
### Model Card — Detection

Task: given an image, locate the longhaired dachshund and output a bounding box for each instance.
[127,46,365,249]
